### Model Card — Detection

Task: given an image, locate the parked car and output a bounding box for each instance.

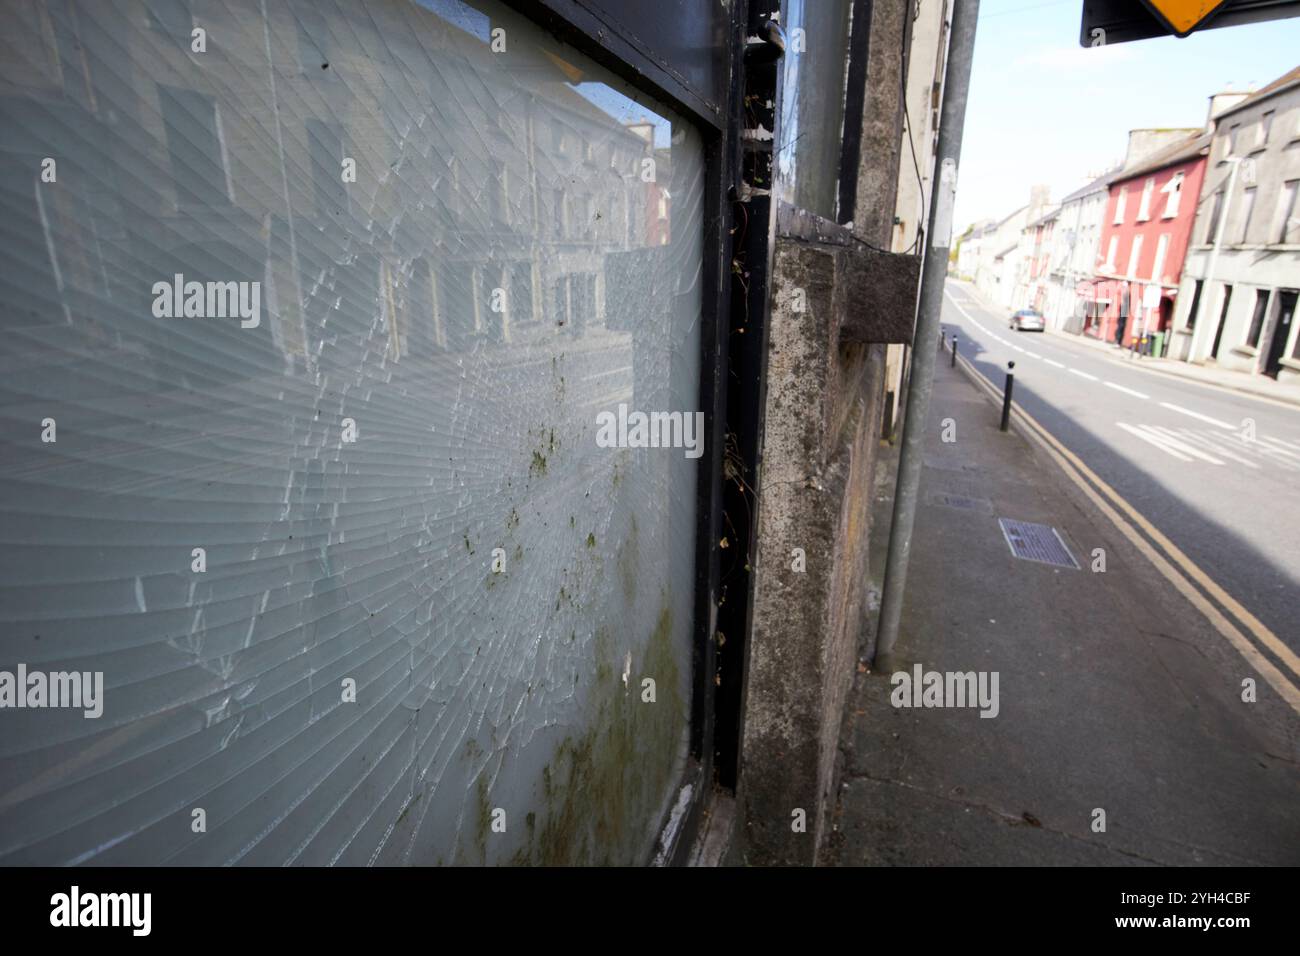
[1009,309,1045,332]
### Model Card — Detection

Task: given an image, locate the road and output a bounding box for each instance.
[941,279,1300,661]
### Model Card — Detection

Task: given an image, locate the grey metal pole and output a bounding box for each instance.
[873,0,980,673]
[1187,156,1241,363]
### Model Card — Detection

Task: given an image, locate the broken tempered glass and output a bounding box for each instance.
[0,0,704,865]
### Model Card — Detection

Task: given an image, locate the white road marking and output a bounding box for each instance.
[1103,381,1149,399]
[1220,432,1300,470]
[1011,345,1026,353]
[1261,435,1300,452]
[1142,426,1226,464]
[1158,401,1234,430]
[1174,429,1260,468]
[1025,351,1042,359]
[1262,451,1300,471]
[1117,422,1194,461]
[1044,359,1066,369]
[1068,368,1099,381]
[944,291,975,321]
[1253,434,1300,459]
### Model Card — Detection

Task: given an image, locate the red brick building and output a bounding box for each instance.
[1086,134,1210,349]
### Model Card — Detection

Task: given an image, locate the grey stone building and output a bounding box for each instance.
[1172,67,1300,380]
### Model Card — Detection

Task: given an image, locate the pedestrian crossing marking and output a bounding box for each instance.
[1116,422,1300,470]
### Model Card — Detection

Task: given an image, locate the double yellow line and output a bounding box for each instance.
[955,349,1300,714]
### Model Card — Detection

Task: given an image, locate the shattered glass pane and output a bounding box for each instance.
[0,0,703,865]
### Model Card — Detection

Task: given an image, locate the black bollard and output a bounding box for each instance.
[1000,360,1015,432]
[951,334,958,368]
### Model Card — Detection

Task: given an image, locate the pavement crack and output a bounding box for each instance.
[835,769,1250,866]
[1137,627,1209,658]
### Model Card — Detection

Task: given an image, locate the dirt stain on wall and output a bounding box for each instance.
[517,599,684,866]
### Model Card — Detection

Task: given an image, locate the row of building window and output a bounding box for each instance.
[160,83,650,245]
[1185,281,1300,363]
[1202,178,1299,245]
[1105,177,1299,281]
[1221,107,1300,161]
[1113,173,1183,225]
[1103,232,1171,284]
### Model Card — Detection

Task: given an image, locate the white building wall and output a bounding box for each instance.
[1045,184,1108,330]
[1173,248,1300,376]
[893,0,949,257]
[884,0,952,438]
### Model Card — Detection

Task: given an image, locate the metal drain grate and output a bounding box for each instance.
[997,518,1079,569]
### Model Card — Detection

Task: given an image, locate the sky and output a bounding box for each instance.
[954,0,1300,234]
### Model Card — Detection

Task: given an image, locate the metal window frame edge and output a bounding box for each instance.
[497,0,748,866]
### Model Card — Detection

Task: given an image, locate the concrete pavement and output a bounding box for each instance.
[824,341,1300,866]
[940,279,1300,663]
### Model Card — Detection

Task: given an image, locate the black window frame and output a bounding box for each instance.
[1186,279,1204,330]
[496,0,745,864]
[497,0,878,864]
[1246,288,1271,348]
[1204,189,1224,243]
[1240,186,1258,243]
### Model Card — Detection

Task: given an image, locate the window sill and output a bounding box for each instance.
[1226,242,1290,251]
[1230,344,1259,358]
[1279,357,1300,371]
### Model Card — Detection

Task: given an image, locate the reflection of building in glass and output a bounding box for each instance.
[1,0,671,367]
[0,0,705,867]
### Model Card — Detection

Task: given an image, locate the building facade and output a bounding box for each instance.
[881,0,953,440]
[1042,171,1112,333]
[1088,134,1209,348]
[953,219,991,279]
[1170,68,1300,381]
[961,185,1050,311]
[1021,206,1059,316]
[974,204,1026,307]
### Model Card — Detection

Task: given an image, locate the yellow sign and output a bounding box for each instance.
[1140,0,1229,35]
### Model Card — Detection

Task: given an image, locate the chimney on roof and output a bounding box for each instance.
[1122,129,1197,169]
[1027,184,1051,221]
[1205,91,1249,131]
